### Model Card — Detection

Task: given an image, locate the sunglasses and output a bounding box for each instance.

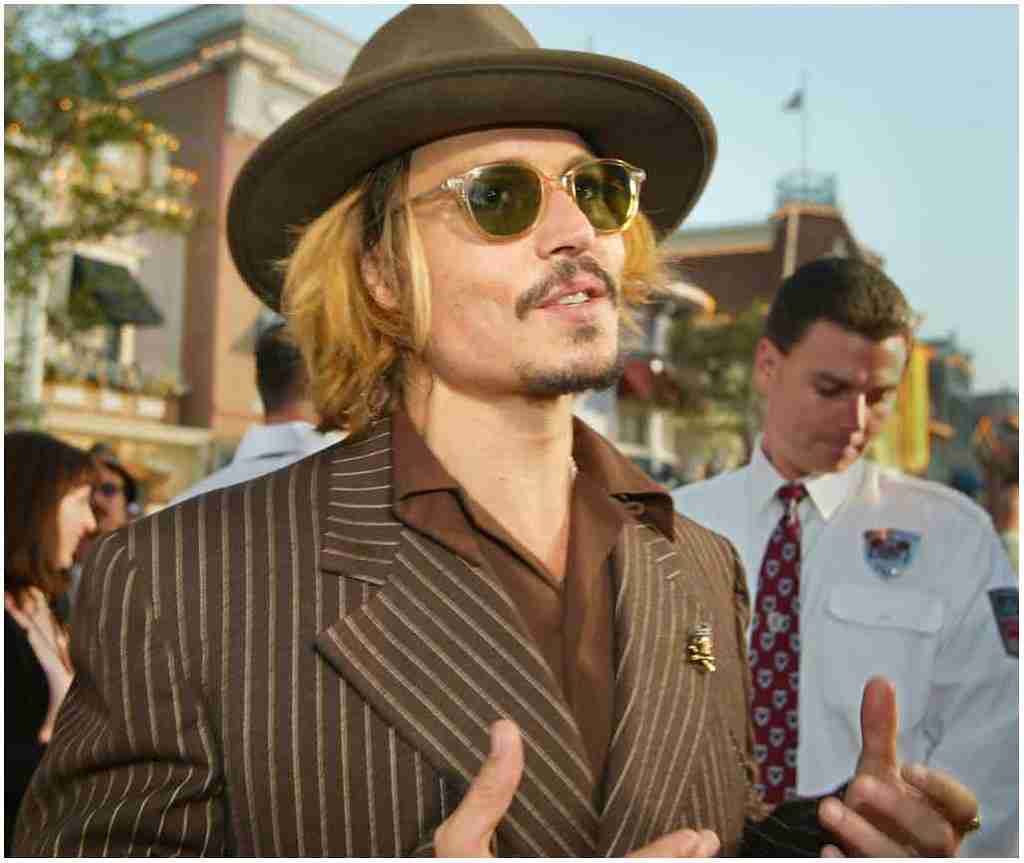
[404,158,646,240]
[93,481,125,498]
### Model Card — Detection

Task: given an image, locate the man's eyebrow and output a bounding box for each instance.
[811,371,850,387]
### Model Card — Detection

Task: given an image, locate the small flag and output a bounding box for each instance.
[782,88,804,112]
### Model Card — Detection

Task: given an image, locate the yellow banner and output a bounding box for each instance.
[869,343,930,473]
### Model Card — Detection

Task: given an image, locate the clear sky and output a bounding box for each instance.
[114,4,1019,393]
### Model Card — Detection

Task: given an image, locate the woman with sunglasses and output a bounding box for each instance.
[5,431,96,855]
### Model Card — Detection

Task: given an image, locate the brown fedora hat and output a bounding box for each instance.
[228,4,716,310]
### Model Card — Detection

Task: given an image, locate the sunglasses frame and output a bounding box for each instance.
[405,158,647,241]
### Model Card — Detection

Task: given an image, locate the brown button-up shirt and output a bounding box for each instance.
[390,410,674,807]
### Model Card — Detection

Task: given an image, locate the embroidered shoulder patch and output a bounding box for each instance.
[988,587,1019,658]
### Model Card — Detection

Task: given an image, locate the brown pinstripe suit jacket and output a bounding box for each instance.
[14,417,764,857]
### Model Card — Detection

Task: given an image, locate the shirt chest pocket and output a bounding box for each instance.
[822,583,943,731]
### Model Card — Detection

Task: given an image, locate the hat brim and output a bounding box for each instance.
[228,49,716,310]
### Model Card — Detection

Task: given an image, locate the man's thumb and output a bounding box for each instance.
[857,675,900,774]
[434,720,524,857]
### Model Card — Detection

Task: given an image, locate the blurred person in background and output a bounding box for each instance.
[973,414,1019,571]
[62,442,144,613]
[170,320,341,504]
[88,442,142,534]
[4,431,97,855]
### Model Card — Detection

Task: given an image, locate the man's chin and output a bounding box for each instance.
[517,351,625,399]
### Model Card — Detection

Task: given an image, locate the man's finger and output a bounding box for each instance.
[856,676,900,776]
[819,795,910,857]
[627,828,720,858]
[826,776,961,857]
[901,763,979,835]
[433,720,523,857]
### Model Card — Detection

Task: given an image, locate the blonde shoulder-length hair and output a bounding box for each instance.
[282,154,667,438]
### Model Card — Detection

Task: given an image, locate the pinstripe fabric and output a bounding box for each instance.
[598,518,755,856]
[14,417,759,857]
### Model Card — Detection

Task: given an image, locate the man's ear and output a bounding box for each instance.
[752,336,781,396]
[361,252,398,310]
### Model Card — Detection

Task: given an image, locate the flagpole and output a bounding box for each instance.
[800,69,808,188]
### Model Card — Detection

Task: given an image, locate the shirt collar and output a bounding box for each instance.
[571,416,676,539]
[391,408,459,499]
[749,435,863,522]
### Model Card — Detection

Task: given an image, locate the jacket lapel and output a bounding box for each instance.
[599,519,715,855]
[312,419,598,856]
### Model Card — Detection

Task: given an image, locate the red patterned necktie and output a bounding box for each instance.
[749,482,808,805]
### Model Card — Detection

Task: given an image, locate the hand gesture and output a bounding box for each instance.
[433,719,720,858]
[817,676,980,856]
[6,587,73,743]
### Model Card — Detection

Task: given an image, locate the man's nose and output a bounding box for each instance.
[535,180,596,257]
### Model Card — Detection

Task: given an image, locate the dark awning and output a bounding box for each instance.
[71,255,164,327]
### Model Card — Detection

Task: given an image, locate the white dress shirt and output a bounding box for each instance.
[673,441,1018,856]
[171,422,342,505]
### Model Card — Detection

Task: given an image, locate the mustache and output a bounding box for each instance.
[514,258,619,321]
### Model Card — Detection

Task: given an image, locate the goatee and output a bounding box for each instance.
[518,347,626,399]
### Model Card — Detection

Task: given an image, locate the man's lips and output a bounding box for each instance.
[514,258,618,320]
[535,279,609,309]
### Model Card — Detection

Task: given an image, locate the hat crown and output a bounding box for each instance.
[347,5,538,83]
[228,3,716,309]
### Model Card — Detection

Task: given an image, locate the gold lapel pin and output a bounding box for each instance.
[687,622,716,673]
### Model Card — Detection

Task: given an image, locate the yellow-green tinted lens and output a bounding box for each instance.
[573,162,633,230]
[466,165,542,236]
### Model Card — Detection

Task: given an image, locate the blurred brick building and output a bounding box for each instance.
[120,6,359,477]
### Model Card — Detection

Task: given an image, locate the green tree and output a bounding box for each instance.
[668,300,768,463]
[5,4,192,425]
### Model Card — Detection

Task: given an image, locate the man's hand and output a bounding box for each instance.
[626,828,720,857]
[434,720,720,858]
[817,676,979,857]
[434,720,523,857]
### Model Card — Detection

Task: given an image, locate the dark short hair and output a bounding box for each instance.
[6,431,97,602]
[255,322,308,415]
[764,257,914,354]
